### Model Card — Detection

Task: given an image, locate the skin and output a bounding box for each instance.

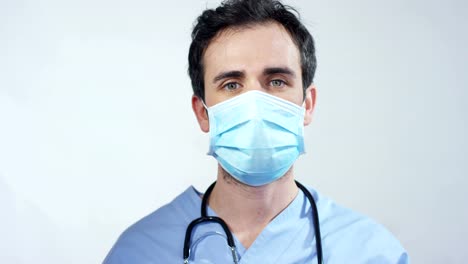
[191,21,317,249]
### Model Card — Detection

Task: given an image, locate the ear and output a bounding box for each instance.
[303,85,317,126]
[192,95,210,133]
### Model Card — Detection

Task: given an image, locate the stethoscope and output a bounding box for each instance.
[183,180,323,264]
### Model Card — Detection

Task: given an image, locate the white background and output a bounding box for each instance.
[1,0,467,263]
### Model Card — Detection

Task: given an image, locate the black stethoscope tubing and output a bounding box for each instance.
[183,180,323,264]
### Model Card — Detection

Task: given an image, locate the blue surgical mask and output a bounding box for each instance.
[204,90,305,186]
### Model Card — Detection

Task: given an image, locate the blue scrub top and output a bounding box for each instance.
[103,185,409,263]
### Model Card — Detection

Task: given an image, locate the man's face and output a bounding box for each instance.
[192,21,316,132]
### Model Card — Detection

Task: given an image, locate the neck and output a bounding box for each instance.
[207,165,298,249]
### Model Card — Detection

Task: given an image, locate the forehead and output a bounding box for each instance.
[203,22,301,79]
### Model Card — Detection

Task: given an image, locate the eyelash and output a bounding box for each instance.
[221,79,288,91]
[270,79,286,87]
[223,82,241,91]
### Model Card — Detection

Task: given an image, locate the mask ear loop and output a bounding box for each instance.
[199,97,209,117]
[301,86,307,107]
[302,92,307,108]
[201,100,209,110]
[301,84,314,108]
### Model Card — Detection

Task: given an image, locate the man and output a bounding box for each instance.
[104,0,409,263]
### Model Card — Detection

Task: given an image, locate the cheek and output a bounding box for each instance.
[204,88,230,107]
[276,90,304,106]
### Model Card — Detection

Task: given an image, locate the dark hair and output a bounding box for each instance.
[188,0,316,101]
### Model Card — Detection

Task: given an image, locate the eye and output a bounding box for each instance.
[223,82,241,91]
[270,79,286,87]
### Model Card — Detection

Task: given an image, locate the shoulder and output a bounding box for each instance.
[310,187,409,263]
[103,187,201,264]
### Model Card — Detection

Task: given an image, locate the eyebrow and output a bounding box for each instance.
[263,67,296,77]
[213,70,245,83]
